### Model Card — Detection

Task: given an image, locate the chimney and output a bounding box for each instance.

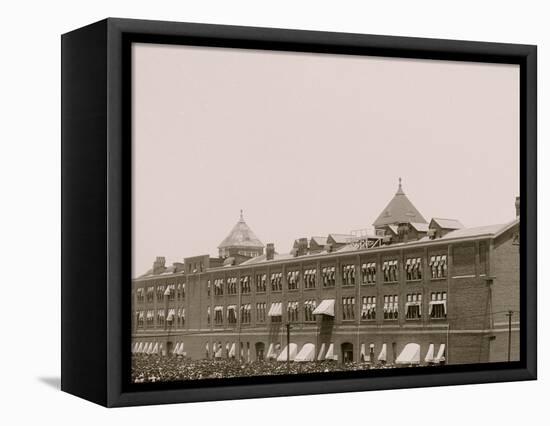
[515,196,520,218]
[153,256,166,274]
[297,238,308,256]
[266,243,275,261]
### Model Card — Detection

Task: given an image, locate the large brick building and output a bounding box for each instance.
[131,180,520,366]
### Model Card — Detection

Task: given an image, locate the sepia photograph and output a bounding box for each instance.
[130,42,520,384]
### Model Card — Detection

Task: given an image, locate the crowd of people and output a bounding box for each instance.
[131,355,397,383]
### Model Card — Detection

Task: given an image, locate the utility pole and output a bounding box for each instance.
[286,323,291,371]
[506,310,513,362]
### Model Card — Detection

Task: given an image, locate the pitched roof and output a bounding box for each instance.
[310,236,328,246]
[373,178,427,227]
[218,211,264,249]
[430,218,464,230]
[328,233,353,244]
[409,222,430,233]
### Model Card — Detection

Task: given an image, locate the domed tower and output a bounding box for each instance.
[218,210,264,259]
[373,178,427,239]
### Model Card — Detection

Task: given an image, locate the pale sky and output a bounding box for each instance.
[132,43,519,277]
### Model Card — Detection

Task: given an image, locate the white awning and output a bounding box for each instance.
[325,343,335,360]
[429,300,447,315]
[152,342,159,354]
[172,342,180,354]
[228,343,236,358]
[277,343,298,361]
[167,309,175,321]
[396,343,421,365]
[177,342,185,356]
[268,302,282,317]
[313,299,335,317]
[145,342,153,354]
[317,343,326,361]
[435,344,446,363]
[215,346,223,358]
[360,344,366,361]
[164,287,170,296]
[266,343,275,359]
[295,343,315,362]
[377,343,387,362]
[425,344,435,363]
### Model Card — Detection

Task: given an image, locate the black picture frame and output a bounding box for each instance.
[61,17,537,407]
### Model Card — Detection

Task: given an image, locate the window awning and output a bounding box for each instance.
[268,302,282,317]
[277,343,298,361]
[377,343,387,362]
[266,343,276,360]
[177,342,185,356]
[324,343,335,360]
[295,343,315,362]
[152,342,159,354]
[173,342,180,354]
[435,344,446,363]
[429,300,447,315]
[424,343,435,363]
[360,344,366,361]
[312,299,335,317]
[317,343,326,361]
[167,309,175,321]
[228,343,236,358]
[164,287,170,296]
[215,346,223,358]
[396,343,421,364]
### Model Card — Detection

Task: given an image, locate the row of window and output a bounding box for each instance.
[135,308,186,328]
[203,256,449,296]
[206,292,447,325]
[135,284,185,303]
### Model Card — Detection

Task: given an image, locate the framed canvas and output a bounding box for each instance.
[61,18,537,407]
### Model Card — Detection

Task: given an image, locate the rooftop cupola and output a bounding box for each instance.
[373,178,427,230]
[218,210,264,259]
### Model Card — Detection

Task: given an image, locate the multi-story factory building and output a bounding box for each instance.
[132,180,520,366]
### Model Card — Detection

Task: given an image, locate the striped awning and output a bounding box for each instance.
[268,302,282,317]
[377,343,387,362]
[312,299,335,317]
[424,344,435,363]
[277,343,298,362]
[295,343,315,362]
[396,343,421,365]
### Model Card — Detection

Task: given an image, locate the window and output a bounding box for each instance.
[207,280,211,297]
[342,264,356,286]
[156,285,165,301]
[383,260,399,282]
[406,257,422,281]
[214,278,224,296]
[146,286,154,302]
[255,274,267,293]
[157,309,165,327]
[304,268,316,289]
[136,288,145,303]
[322,266,336,287]
[361,296,376,320]
[287,270,300,290]
[146,310,154,327]
[177,308,185,327]
[240,276,251,294]
[256,302,266,323]
[287,301,299,322]
[342,297,356,320]
[240,304,251,324]
[405,293,422,319]
[227,277,237,295]
[137,311,144,327]
[227,305,237,324]
[271,272,282,292]
[214,306,223,325]
[180,283,185,299]
[167,284,176,300]
[430,255,448,279]
[207,306,211,325]
[304,300,317,322]
[361,262,376,284]
[383,295,399,320]
[429,292,447,319]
